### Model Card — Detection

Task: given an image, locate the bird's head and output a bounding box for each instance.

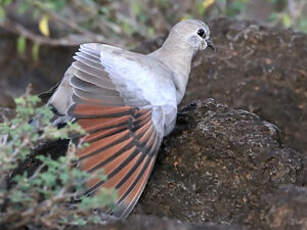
[167,19,215,53]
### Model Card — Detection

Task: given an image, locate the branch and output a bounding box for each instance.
[30,0,105,41]
[0,17,105,47]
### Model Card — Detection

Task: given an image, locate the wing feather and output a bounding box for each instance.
[73,88,124,105]
[73,55,103,70]
[72,62,115,90]
[72,104,162,218]
[70,76,119,96]
[48,43,165,218]
[75,51,100,64]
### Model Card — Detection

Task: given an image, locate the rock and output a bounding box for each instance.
[185,18,307,156]
[74,215,246,230]
[136,18,307,157]
[263,185,307,230]
[134,99,303,229]
[3,99,304,230]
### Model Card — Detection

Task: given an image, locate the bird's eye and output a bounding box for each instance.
[197,28,205,38]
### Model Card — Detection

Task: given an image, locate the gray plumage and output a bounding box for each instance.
[47,19,214,218]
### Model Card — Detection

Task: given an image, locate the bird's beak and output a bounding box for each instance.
[206,39,216,52]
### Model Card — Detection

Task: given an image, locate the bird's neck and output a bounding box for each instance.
[149,38,195,103]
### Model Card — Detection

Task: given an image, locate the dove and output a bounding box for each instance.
[47,19,215,218]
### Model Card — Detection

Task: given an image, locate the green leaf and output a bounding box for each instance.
[282,13,291,28]
[0,92,114,228]
[132,1,141,16]
[17,36,26,55]
[0,6,5,22]
[32,43,40,62]
[99,6,109,15]
[53,0,66,10]
[154,0,169,8]
[1,0,12,6]
[227,0,249,17]
[17,2,30,15]
[298,18,307,32]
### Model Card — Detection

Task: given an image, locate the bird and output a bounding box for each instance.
[46,19,215,218]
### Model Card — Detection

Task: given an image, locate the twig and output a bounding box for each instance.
[0,18,104,46]
[30,0,105,41]
[0,0,111,46]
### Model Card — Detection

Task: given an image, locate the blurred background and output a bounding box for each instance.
[0,0,306,50]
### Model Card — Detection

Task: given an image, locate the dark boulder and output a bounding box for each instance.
[74,215,246,230]
[134,99,303,229]
[263,185,307,230]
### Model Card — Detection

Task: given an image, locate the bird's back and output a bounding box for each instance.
[50,43,177,135]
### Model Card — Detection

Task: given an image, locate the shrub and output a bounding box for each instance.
[0,90,117,229]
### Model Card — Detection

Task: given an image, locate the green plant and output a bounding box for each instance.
[0,0,306,59]
[268,0,307,32]
[0,90,117,229]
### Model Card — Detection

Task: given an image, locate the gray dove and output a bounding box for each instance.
[47,19,215,218]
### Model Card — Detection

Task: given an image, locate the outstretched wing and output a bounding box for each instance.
[71,104,162,217]
[49,43,165,217]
